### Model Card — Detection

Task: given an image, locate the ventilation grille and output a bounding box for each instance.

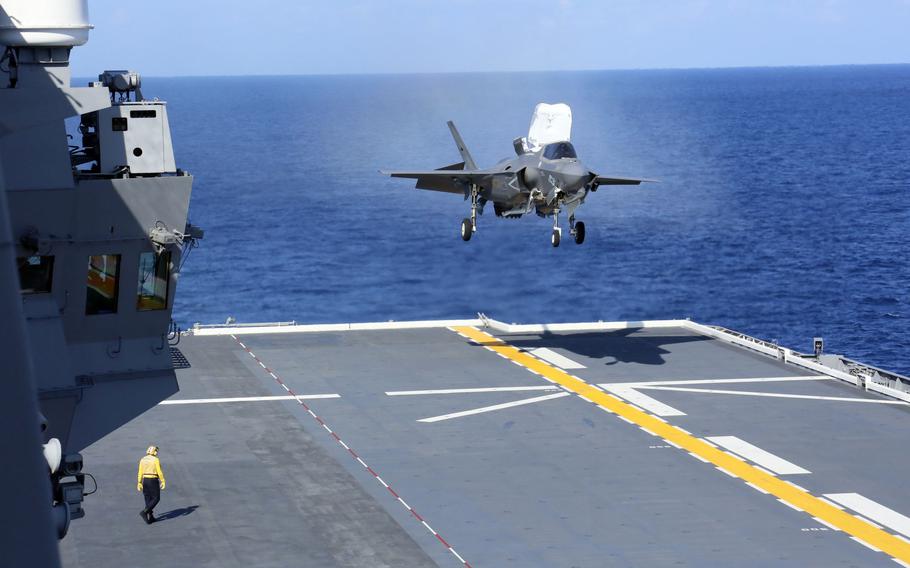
[170,347,191,369]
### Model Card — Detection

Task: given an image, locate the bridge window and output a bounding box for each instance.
[129,109,157,118]
[86,254,121,315]
[543,142,577,160]
[17,256,54,294]
[136,251,170,311]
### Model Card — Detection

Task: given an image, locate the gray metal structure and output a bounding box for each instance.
[58,317,910,567]
[383,120,654,247]
[0,0,199,557]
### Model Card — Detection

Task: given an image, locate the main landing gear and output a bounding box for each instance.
[570,215,585,245]
[461,184,480,242]
[550,211,586,248]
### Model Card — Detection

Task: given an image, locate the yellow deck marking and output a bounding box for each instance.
[451,326,910,562]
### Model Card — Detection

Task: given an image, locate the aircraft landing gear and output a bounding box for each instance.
[551,208,562,248]
[461,184,480,242]
[574,222,585,244]
[461,218,473,241]
[569,215,585,245]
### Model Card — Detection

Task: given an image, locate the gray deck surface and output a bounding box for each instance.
[59,325,910,567]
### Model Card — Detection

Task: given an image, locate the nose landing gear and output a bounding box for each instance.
[551,207,562,247]
[461,218,473,241]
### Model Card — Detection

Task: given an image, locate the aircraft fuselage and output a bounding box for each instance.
[487,152,591,219]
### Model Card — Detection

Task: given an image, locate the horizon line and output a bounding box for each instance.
[71,61,910,80]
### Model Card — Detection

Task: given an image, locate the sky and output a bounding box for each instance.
[71,0,910,77]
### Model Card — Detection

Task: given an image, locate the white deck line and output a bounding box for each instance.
[192,319,484,336]
[194,317,692,336]
[851,536,882,553]
[602,385,686,417]
[190,316,910,405]
[601,376,830,388]
[680,320,861,386]
[386,385,559,396]
[484,318,689,334]
[640,385,908,405]
[160,394,340,405]
[782,352,861,387]
[824,493,910,537]
[529,348,586,369]
[706,436,810,475]
[417,392,570,423]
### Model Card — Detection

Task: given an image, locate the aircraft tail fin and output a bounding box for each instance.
[446,121,478,171]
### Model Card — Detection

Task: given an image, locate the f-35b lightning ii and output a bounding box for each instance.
[383,103,654,247]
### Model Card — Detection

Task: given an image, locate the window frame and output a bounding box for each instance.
[17,255,55,294]
[85,253,122,315]
[136,250,171,312]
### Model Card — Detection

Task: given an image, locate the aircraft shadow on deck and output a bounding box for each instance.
[500,329,711,366]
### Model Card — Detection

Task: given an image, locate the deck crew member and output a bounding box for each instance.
[137,445,166,524]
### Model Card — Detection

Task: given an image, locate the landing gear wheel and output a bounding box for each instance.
[574,221,585,245]
[461,218,473,241]
[551,229,561,248]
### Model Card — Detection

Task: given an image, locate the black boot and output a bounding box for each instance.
[140,510,149,523]
[147,512,155,524]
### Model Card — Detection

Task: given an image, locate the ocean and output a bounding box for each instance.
[149,66,909,374]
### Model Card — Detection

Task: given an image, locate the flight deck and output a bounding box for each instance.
[59,319,910,567]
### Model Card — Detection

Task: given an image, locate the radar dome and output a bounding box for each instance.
[0,0,91,47]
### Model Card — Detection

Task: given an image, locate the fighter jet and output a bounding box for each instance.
[382,103,655,247]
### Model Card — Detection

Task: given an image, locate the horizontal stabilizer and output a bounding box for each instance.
[592,175,659,188]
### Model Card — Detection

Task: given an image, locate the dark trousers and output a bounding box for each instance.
[142,477,160,514]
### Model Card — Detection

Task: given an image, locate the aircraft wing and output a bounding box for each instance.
[592,175,658,187]
[381,164,512,194]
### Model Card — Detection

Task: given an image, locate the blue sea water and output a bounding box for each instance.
[150,66,909,374]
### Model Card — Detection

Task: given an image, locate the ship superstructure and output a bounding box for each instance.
[0,0,200,558]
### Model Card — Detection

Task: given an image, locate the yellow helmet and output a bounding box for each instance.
[146,445,158,456]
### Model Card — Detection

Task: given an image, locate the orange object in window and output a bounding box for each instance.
[86,254,121,315]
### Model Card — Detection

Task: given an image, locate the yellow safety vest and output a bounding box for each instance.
[137,455,165,485]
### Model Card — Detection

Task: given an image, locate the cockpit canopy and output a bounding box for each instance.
[542,141,577,160]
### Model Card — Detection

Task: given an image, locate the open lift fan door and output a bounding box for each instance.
[526,102,573,152]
